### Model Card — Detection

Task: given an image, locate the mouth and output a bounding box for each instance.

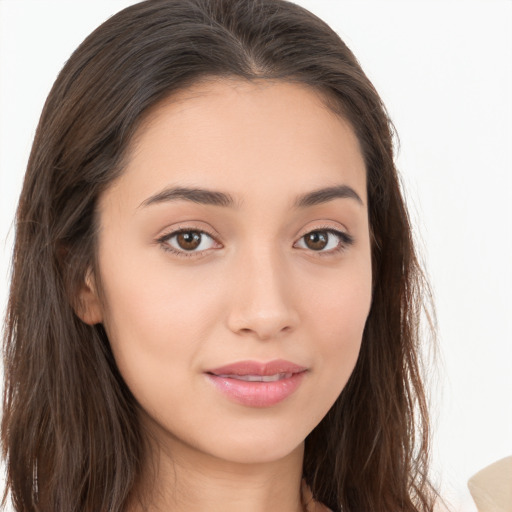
[213,373,295,382]
[205,359,308,407]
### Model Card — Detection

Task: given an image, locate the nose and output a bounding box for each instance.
[226,246,300,341]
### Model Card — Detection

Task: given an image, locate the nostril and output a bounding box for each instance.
[226,295,300,340]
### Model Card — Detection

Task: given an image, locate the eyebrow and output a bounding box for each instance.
[138,184,364,209]
[139,187,237,208]
[293,184,363,208]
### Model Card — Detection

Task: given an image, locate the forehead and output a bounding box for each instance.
[109,78,367,211]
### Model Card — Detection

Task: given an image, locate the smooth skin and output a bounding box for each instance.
[78,78,372,512]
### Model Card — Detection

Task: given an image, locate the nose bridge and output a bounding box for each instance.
[226,239,299,340]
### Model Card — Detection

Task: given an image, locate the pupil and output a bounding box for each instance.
[306,231,327,250]
[177,231,201,250]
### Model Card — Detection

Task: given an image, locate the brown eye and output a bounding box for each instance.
[295,228,354,254]
[176,231,202,250]
[304,231,328,250]
[160,229,218,256]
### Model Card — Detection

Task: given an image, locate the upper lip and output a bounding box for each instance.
[206,359,307,376]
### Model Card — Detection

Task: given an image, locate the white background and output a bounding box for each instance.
[1,1,511,511]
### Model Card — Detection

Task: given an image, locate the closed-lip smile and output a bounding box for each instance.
[205,359,308,407]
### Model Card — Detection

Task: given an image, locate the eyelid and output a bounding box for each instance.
[156,223,354,259]
[156,225,222,258]
[294,225,354,255]
[296,222,350,239]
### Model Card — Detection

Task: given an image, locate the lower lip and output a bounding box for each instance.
[205,372,306,407]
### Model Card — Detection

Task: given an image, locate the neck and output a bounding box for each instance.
[127,429,306,512]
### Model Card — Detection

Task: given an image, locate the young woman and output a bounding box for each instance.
[1,1,438,511]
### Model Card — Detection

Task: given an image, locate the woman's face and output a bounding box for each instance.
[84,79,372,465]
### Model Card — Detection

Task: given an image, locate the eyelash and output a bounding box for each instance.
[156,226,354,259]
[157,227,220,258]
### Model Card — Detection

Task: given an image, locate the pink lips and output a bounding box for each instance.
[205,359,307,407]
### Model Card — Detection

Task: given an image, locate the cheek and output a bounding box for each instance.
[97,248,223,402]
[100,232,219,336]
[304,261,372,392]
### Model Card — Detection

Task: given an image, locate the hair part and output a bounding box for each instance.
[2,1,437,511]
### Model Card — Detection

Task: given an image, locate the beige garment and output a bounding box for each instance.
[468,456,512,512]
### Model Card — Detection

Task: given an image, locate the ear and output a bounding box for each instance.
[75,268,103,325]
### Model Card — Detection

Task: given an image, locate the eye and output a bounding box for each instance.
[158,229,220,257]
[294,228,354,254]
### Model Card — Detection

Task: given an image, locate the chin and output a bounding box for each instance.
[207,436,305,466]
[192,416,309,466]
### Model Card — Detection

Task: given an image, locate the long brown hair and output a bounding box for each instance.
[2,0,437,510]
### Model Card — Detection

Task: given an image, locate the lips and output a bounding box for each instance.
[205,359,307,407]
[216,373,293,382]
